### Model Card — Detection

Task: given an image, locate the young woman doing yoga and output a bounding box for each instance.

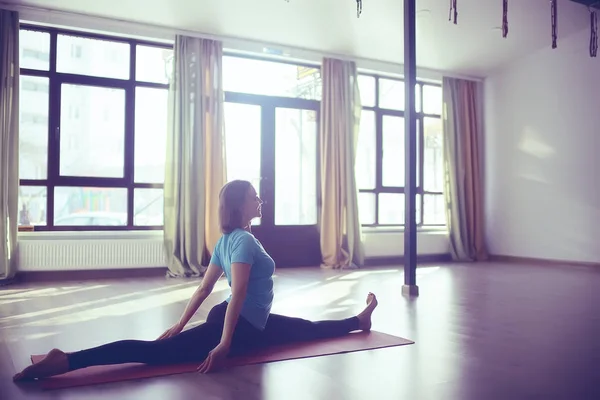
[13,179,378,381]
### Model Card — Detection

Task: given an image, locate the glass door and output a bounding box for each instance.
[223,102,263,225]
[273,107,318,227]
[224,94,320,267]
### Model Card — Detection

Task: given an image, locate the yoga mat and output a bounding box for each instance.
[30,331,413,390]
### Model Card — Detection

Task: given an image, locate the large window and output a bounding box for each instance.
[17,24,443,233]
[18,26,172,230]
[355,74,446,227]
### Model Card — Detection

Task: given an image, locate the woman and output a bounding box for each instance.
[13,180,378,381]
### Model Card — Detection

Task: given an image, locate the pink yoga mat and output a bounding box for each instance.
[30,331,413,390]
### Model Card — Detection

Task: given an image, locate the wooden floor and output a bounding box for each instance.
[1,262,599,400]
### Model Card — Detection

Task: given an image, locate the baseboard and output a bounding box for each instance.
[489,254,600,268]
[365,253,452,267]
[15,267,170,283]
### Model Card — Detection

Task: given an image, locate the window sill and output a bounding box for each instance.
[18,230,164,241]
[362,226,448,235]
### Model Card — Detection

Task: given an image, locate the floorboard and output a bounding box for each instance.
[1,262,599,399]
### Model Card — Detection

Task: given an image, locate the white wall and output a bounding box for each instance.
[484,28,600,263]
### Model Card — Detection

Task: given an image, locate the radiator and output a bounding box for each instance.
[18,235,167,271]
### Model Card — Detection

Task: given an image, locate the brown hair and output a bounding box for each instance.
[219,180,253,234]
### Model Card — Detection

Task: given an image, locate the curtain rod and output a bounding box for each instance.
[0,2,484,82]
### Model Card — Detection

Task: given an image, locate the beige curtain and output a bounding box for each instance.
[442,77,488,261]
[164,36,226,278]
[319,58,364,269]
[0,10,19,283]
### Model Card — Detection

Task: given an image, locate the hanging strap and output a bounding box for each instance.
[449,0,458,24]
[591,8,598,57]
[551,0,558,49]
[502,0,509,38]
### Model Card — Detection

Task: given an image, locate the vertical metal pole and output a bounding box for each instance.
[402,0,419,296]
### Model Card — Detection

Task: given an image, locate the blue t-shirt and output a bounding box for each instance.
[210,229,275,330]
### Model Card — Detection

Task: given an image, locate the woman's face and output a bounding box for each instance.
[242,185,263,224]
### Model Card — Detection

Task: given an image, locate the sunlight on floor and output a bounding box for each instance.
[338,269,401,280]
[276,278,329,297]
[0,298,30,306]
[337,298,360,307]
[0,285,110,300]
[274,280,358,311]
[0,281,202,326]
[5,282,231,328]
[417,266,441,277]
[4,331,57,342]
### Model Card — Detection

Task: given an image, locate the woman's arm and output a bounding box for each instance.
[175,263,223,329]
[197,263,250,373]
[219,262,251,346]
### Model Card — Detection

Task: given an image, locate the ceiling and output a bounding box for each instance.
[0,0,593,77]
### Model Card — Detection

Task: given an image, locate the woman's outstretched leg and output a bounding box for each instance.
[262,293,378,346]
[13,321,222,382]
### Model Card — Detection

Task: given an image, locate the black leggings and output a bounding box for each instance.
[67,301,360,371]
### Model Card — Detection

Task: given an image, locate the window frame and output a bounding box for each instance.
[18,24,172,231]
[357,73,445,228]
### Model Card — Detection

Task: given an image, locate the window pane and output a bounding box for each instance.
[423,85,442,115]
[416,118,421,187]
[57,35,130,79]
[379,79,420,111]
[382,116,404,187]
[275,108,318,226]
[356,110,376,190]
[379,79,403,110]
[357,75,375,107]
[136,45,173,84]
[135,87,168,183]
[424,194,446,225]
[423,117,444,192]
[223,56,321,100]
[358,192,376,225]
[54,187,127,226]
[19,30,50,70]
[60,84,126,178]
[378,193,421,225]
[134,188,164,226]
[18,186,47,226]
[382,116,422,188]
[19,75,49,180]
[224,103,262,225]
[417,193,422,225]
[379,193,403,225]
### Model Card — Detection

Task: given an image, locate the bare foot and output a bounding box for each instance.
[13,348,69,382]
[356,292,378,331]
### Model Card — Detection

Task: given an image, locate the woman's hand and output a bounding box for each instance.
[197,342,230,373]
[157,322,184,340]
